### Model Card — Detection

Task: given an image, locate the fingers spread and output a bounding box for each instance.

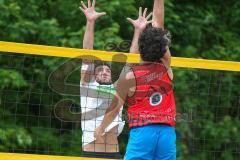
[88,0,91,8]
[146,12,153,20]
[147,20,154,24]
[143,8,148,17]
[79,6,85,12]
[139,7,142,17]
[81,1,87,9]
[97,12,107,17]
[127,18,134,24]
[92,0,96,7]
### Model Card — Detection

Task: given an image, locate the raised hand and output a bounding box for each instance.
[127,7,153,32]
[80,0,106,22]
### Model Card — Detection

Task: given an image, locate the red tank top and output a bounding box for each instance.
[127,63,176,128]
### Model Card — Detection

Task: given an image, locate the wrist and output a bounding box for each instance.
[134,28,142,35]
[86,20,96,24]
[81,62,94,71]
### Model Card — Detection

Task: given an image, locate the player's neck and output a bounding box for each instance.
[140,59,154,65]
[140,59,162,65]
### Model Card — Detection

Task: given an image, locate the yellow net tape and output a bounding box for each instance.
[0,153,105,160]
[0,41,240,72]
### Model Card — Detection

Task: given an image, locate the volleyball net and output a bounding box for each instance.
[0,41,240,160]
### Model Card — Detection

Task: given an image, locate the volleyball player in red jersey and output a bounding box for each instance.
[95,0,176,159]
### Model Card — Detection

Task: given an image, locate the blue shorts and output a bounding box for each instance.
[124,124,176,160]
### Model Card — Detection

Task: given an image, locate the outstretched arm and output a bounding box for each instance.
[152,0,173,79]
[80,0,106,85]
[116,8,151,86]
[127,7,153,54]
[94,72,134,141]
[162,48,173,80]
[81,0,106,49]
[152,0,164,28]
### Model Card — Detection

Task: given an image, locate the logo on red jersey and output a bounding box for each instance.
[150,92,163,106]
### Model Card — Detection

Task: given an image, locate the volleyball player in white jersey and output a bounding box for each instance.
[79,0,125,158]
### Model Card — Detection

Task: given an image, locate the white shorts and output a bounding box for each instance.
[82,114,125,146]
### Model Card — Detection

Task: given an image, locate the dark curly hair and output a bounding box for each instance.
[139,26,171,62]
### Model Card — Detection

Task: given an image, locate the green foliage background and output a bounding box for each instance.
[0,0,240,159]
